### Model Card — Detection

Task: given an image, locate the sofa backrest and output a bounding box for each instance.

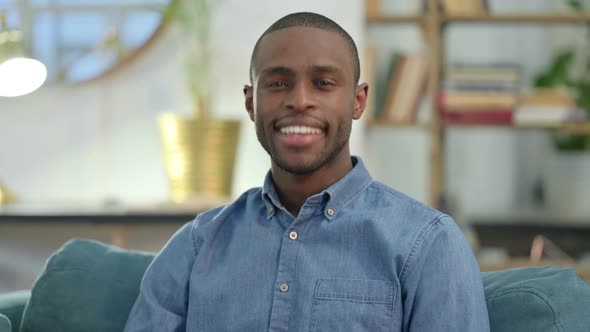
[20,239,155,332]
[483,266,590,332]
[16,238,590,332]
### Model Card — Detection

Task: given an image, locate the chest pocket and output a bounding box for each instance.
[309,278,396,332]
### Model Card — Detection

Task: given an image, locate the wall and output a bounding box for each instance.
[0,0,365,292]
[1,0,584,215]
[0,0,365,206]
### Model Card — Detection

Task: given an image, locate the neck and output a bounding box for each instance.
[271,154,353,217]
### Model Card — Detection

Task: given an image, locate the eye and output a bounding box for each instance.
[316,79,335,87]
[267,81,288,88]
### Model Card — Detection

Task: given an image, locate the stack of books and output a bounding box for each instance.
[438,64,520,125]
[514,89,586,127]
[374,53,429,124]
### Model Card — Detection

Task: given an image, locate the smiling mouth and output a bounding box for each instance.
[278,125,323,135]
[275,125,324,148]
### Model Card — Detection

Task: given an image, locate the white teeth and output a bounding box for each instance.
[279,126,322,135]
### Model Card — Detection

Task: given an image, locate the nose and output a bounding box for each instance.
[285,81,315,111]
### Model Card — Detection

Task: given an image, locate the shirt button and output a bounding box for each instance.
[279,283,289,292]
[327,208,335,216]
[289,231,298,240]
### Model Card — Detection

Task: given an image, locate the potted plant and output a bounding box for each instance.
[158,0,241,203]
[533,0,590,219]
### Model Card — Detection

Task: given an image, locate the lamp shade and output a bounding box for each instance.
[0,16,47,97]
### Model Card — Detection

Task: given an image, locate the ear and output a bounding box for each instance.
[352,83,368,120]
[244,85,255,122]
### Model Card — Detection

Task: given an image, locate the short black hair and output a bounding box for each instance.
[249,12,360,85]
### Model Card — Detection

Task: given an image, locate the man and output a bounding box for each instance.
[125,12,490,331]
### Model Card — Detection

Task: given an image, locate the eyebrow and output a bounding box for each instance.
[309,65,343,77]
[259,65,344,80]
[259,66,296,79]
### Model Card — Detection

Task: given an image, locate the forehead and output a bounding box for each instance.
[253,27,354,79]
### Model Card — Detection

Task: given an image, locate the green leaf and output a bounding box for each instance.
[534,49,575,88]
[567,0,584,11]
[554,133,588,150]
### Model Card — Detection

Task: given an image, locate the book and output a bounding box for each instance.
[441,109,512,125]
[514,107,586,127]
[441,81,518,91]
[519,88,575,108]
[374,53,403,121]
[445,64,521,84]
[362,46,377,122]
[382,53,429,124]
[438,90,517,111]
[438,91,512,124]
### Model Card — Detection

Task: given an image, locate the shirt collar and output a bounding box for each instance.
[261,156,373,221]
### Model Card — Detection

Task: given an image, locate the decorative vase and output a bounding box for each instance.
[157,113,241,202]
[0,182,18,205]
[544,150,590,220]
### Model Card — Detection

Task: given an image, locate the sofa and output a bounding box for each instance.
[1,239,589,332]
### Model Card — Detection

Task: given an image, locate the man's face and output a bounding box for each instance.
[245,27,367,175]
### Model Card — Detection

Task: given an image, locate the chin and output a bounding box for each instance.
[274,157,323,175]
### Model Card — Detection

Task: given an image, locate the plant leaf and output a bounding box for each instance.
[534,49,575,88]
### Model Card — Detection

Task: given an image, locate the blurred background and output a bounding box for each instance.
[1,0,590,292]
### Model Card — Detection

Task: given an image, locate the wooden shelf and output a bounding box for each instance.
[556,122,590,135]
[367,13,590,25]
[443,13,590,24]
[366,15,424,24]
[442,122,590,134]
[366,121,430,130]
[365,4,590,208]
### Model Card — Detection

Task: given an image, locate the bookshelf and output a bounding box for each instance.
[442,13,590,23]
[366,0,590,209]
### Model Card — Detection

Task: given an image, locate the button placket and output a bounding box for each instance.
[268,223,304,331]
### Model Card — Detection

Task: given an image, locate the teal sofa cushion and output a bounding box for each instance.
[20,239,156,332]
[0,313,11,332]
[483,266,590,332]
[0,290,30,332]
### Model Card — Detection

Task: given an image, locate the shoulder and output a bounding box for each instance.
[355,181,465,269]
[367,182,464,253]
[193,187,262,225]
[362,180,445,228]
[188,187,264,243]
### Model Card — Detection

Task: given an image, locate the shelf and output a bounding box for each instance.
[443,122,590,134]
[366,15,424,24]
[443,13,590,24]
[555,122,590,135]
[366,121,430,130]
[364,9,590,208]
[367,13,590,25]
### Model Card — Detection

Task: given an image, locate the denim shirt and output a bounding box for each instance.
[125,157,490,332]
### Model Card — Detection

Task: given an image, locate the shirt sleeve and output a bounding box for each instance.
[401,215,490,331]
[124,219,198,332]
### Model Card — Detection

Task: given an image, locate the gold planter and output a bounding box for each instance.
[158,113,241,202]
[0,182,18,205]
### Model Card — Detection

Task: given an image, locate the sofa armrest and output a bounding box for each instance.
[0,290,31,332]
[0,313,11,332]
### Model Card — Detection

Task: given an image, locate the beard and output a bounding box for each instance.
[256,120,351,175]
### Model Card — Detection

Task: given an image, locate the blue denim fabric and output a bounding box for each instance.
[124,157,490,331]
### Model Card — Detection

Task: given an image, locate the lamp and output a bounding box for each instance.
[0,11,47,97]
